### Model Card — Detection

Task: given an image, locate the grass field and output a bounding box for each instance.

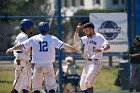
[94,66,120,92]
[0,64,124,93]
[0,65,15,93]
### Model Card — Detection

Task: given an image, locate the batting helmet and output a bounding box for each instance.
[38,22,50,32]
[20,19,33,30]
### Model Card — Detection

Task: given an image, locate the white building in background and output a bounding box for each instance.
[84,0,124,10]
[60,0,125,16]
[61,0,124,10]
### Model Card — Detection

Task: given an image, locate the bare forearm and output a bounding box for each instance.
[129,53,140,58]
[74,32,81,45]
[62,43,80,53]
[12,44,23,50]
[74,25,82,45]
[103,44,110,51]
[95,44,110,53]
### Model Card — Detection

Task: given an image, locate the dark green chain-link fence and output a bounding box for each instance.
[0,0,135,93]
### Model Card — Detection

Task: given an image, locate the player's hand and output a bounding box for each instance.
[6,48,14,55]
[94,48,104,53]
[77,23,82,28]
[76,23,82,33]
[75,50,82,54]
[78,51,88,60]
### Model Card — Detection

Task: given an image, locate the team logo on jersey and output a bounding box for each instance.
[88,40,97,45]
[98,21,121,40]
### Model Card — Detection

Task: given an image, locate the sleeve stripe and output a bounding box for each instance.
[21,44,25,49]
[80,38,84,45]
[16,50,23,53]
[59,43,64,50]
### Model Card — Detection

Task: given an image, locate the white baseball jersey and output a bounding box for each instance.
[21,34,64,66]
[13,31,32,91]
[80,32,108,59]
[14,32,31,60]
[79,32,109,90]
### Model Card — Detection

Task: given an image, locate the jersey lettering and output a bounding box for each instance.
[39,41,48,52]
[87,40,97,45]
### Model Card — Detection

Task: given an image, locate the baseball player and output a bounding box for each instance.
[6,22,81,93]
[11,19,34,93]
[74,22,110,93]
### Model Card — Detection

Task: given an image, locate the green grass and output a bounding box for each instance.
[0,65,15,93]
[94,66,121,92]
[0,65,122,93]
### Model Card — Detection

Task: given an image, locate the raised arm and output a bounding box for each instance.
[73,24,82,45]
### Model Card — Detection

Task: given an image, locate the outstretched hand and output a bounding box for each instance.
[6,48,14,55]
[94,48,104,53]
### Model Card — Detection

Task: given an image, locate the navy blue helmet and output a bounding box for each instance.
[38,22,50,32]
[20,19,33,30]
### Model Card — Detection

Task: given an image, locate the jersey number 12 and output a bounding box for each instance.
[39,41,48,52]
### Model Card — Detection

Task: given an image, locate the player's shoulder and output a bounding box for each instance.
[16,32,27,39]
[96,32,105,38]
[29,34,42,40]
[51,35,59,40]
[96,32,102,36]
[40,34,56,39]
[32,34,57,39]
[33,34,40,37]
[81,36,88,39]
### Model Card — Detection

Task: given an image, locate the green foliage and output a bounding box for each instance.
[71,9,123,28]
[0,0,12,16]
[75,9,124,16]
[0,0,55,16]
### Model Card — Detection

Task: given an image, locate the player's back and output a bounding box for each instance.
[30,34,62,66]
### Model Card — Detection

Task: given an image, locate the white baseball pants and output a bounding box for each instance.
[80,59,102,90]
[13,59,32,92]
[32,64,57,91]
